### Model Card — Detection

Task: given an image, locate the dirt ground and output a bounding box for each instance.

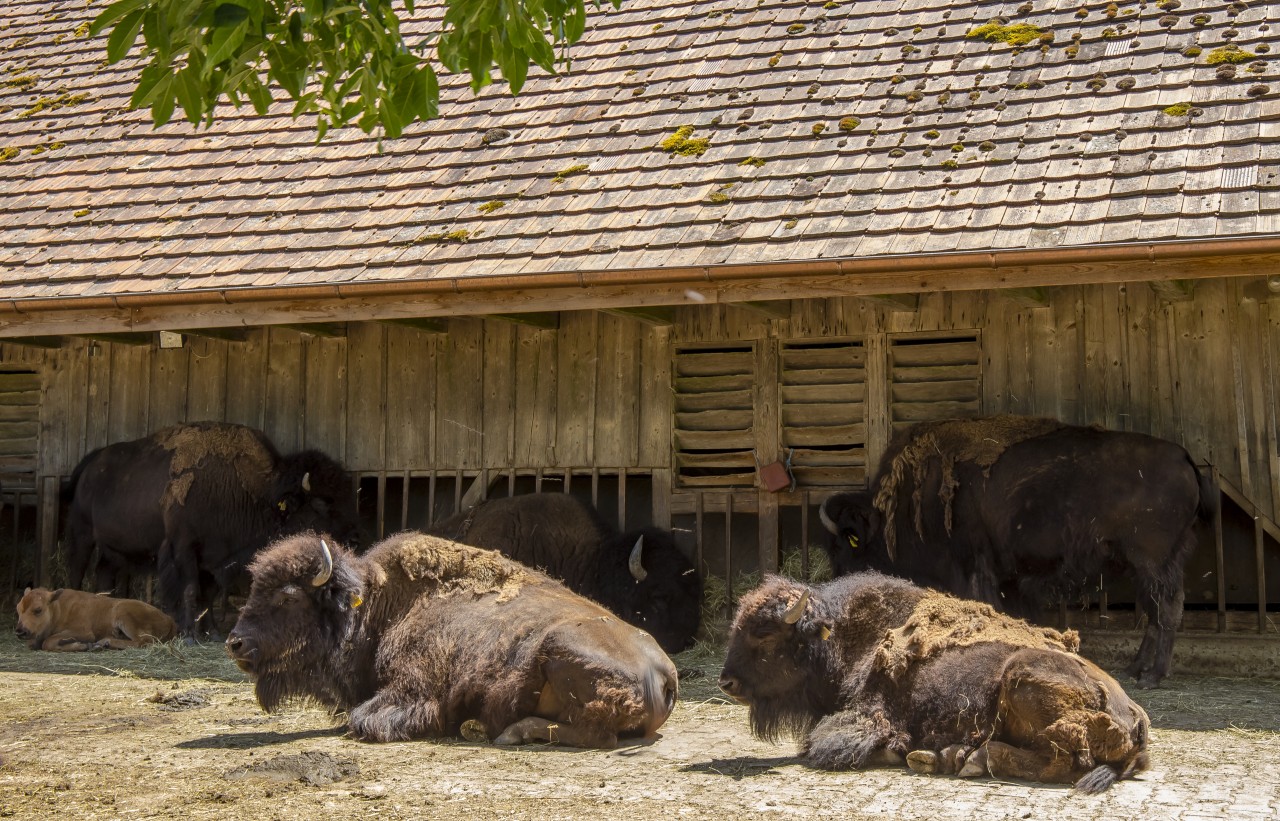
[1,628,1278,821]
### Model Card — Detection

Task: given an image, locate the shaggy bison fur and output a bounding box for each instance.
[226,531,678,748]
[719,573,1150,793]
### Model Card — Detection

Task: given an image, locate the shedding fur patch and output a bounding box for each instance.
[873,416,1070,559]
[392,533,529,602]
[874,591,1080,681]
[158,424,274,508]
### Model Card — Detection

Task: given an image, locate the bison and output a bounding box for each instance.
[719,573,1150,792]
[225,531,679,747]
[15,587,176,651]
[819,416,1216,688]
[430,493,702,653]
[64,422,359,637]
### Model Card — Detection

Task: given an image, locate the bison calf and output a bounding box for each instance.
[15,587,176,651]
[720,574,1150,792]
[227,532,678,748]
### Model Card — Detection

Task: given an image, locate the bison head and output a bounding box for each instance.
[14,587,59,649]
[226,533,368,712]
[819,491,883,575]
[601,528,703,654]
[719,577,838,742]
[273,450,360,546]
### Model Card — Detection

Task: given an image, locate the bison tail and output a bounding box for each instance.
[1072,765,1120,794]
[641,664,678,736]
[1192,460,1219,522]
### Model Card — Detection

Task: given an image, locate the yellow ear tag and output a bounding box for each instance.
[820,626,832,641]
[351,594,363,609]
[848,535,858,550]
[278,500,288,512]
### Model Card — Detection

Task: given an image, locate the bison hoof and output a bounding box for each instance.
[906,751,939,775]
[957,745,988,778]
[460,719,489,743]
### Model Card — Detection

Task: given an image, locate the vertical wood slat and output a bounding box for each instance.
[427,470,438,527]
[482,320,516,469]
[1213,466,1227,633]
[37,476,59,588]
[800,491,811,578]
[376,471,387,540]
[695,492,704,578]
[863,334,889,473]
[401,469,411,531]
[384,324,435,472]
[618,467,627,531]
[758,492,779,575]
[185,336,228,423]
[724,492,734,618]
[651,468,672,530]
[1257,517,1267,634]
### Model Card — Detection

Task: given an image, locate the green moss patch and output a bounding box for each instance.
[17,91,90,119]
[1162,101,1194,116]
[839,117,860,131]
[0,147,19,162]
[967,22,1050,47]
[477,201,505,214]
[738,156,766,167]
[1206,45,1255,64]
[660,126,710,157]
[552,163,590,182]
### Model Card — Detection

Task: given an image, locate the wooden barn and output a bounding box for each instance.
[1,0,1276,668]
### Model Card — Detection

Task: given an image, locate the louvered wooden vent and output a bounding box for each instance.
[0,370,39,491]
[780,340,867,487]
[889,334,981,432]
[673,344,756,487]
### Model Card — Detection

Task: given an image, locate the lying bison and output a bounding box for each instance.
[719,574,1150,792]
[430,493,701,653]
[819,416,1215,688]
[64,422,358,637]
[15,587,176,651]
[226,532,678,747]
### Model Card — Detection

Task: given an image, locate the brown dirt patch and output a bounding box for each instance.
[1,631,1277,820]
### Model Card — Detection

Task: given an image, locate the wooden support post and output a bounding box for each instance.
[758,492,779,575]
[563,468,572,495]
[38,477,60,588]
[618,468,628,531]
[507,468,516,497]
[427,470,438,526]
[591,467,600,509]
[401,470,411,531]
[800,491,811,579]
[1213,467,1226,633]
[651,468,672,530]
[453,469,464,513]
[724,493,734,618]
[376,471,387,540]
[695,492,705,579]
[1257,516,1267,634]
[535,468,544,494]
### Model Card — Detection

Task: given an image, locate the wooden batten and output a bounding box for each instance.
[483,312,560,329]
[600,307,676,326]
[3,337,62,349]
[732,301,792,320]
[184,327,252,342]
[1148,279,1196,302]
[858,293,919,312]
[377,317,450,334]
[999,287,1051,308]
[77,332,154,347]
[278,322,347,338]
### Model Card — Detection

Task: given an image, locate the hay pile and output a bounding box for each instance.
[873,591,1080,681]
[873,415,1070,558]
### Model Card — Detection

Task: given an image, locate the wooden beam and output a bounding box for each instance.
[184,327,251,342]
[378,317,450,334]
[1000,287,1050,308]
[278,322,347,338]
[1,253,1276,338]
[600,307,676,326]
[482,312,560,329]
[2,336,63,349]
[733,300,792,319]
[857,294,919,312]
[1148,279,1195,302]
[77,332,154,346]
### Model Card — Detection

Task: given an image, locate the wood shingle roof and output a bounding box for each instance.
[0,0,1277,310]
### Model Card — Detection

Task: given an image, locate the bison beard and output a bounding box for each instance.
[227,531,678,748]
[720,574,1151,792]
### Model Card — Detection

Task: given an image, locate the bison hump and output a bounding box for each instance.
[872,592,1080,681]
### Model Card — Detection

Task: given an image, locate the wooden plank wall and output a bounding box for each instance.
[1,277,1276,528]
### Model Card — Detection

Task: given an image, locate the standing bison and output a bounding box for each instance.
[819,416,1216,688]
[719,573,1150,792]
[226,532,678,747]
[64,422,358,637]
[430,493,701,653]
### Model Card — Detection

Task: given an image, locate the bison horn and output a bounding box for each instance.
[782,590,810,625]
[818,501,838,535]
[313,539,333,587]
[629,536,648,582]
[302,472,312,493]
